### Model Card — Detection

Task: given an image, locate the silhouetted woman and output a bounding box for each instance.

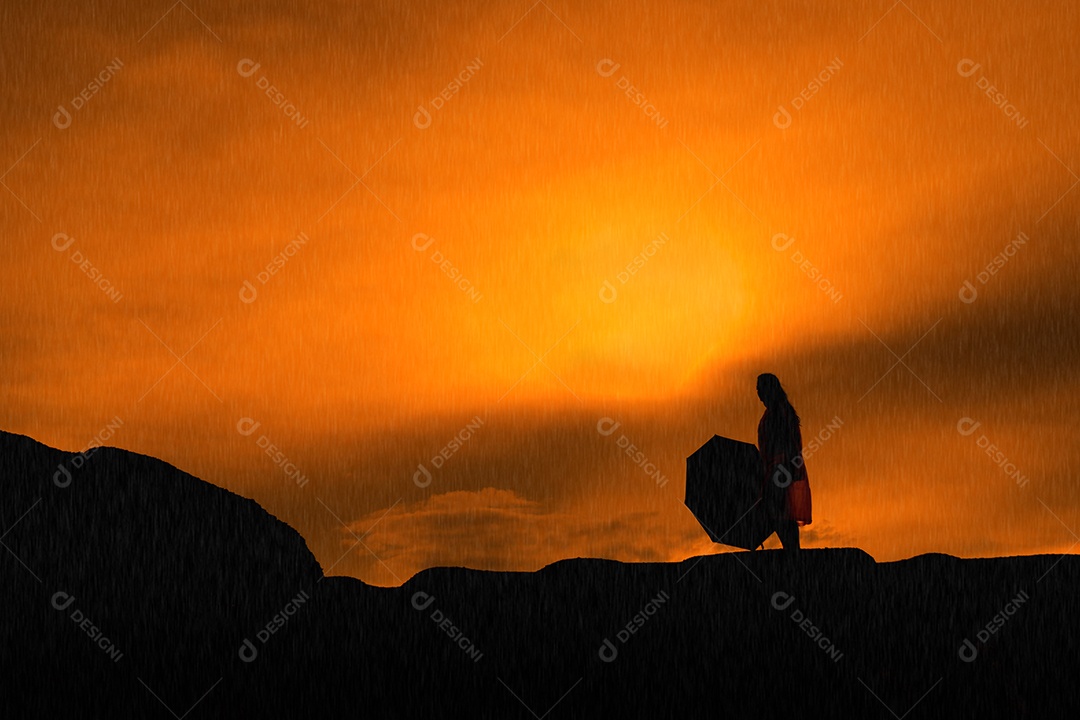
[756,373,812,551]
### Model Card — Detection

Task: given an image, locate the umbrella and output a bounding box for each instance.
[685,435,773,550]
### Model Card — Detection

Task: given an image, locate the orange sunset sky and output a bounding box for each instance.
[3,0,1078,585]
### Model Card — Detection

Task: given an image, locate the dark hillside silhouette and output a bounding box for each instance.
[1,431,1076,717]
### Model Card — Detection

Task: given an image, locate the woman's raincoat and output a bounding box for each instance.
[758,403,812,526]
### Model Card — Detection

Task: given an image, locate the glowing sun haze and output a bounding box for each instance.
[3,0,1078,585]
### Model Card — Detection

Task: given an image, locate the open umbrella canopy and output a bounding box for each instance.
[685,435,773,551]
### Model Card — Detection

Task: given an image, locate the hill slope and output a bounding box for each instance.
[1,430,1076,717]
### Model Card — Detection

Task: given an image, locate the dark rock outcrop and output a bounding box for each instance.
[1,430,1076,717]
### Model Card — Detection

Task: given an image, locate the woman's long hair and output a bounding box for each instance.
[758,373,800,427]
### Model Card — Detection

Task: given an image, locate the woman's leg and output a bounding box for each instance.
[777,520,800,552]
